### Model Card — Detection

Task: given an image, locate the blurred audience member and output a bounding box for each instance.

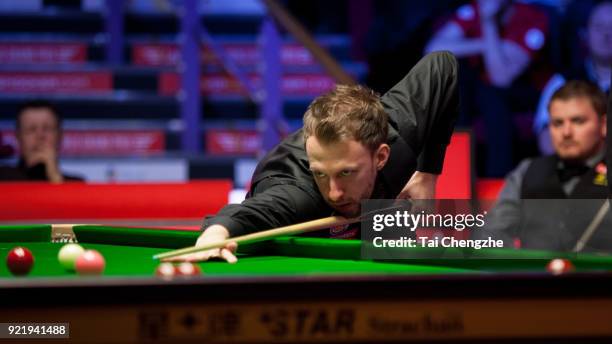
[364,0,463,93]
[534,1,611,154]
[0,100,82,183]
[426,0,550,177]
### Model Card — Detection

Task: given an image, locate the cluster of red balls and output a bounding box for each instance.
[154,262,202,278]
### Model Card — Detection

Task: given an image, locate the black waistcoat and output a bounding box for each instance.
[518,155,611,251]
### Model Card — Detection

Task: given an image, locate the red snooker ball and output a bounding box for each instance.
[546,258,575,275]
[6,247,34,276]
[75,250,105,275]
[155,262,176,279]
[175,262,202,276]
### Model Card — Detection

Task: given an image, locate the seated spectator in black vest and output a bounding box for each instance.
[476,80,609,251]
[0,100,83,183]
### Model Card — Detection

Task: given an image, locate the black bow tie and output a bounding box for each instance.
[558,163,589,182]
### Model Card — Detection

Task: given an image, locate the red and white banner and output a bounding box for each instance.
[133,43,315,66]
[0,43,87,64]
[159,72,335,96]
[206,129,260,155]
[1,130,164,156]
[0,72,112,94]
[132,43,178,67]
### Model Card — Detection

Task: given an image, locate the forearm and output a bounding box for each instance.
[480,18,512,86]
[426,38,483,57]
[202,181,329,237]
[474,198,520,247]
[413,171,438,181]
[414,52,459,173]
[474,160,531,246]
[27,148,64,183]
[46,165,64,184]
[202,224,230,238]
[381,52,459,173]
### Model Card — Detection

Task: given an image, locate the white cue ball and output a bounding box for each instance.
[58,243,85,270]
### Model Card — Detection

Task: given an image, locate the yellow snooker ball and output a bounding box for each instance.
[58,243,85,271]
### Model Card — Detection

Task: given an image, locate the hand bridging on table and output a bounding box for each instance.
[164,225,238,264]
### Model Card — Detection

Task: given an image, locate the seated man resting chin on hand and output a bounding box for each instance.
[0,100,83,183]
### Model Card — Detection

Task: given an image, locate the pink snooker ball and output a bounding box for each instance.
[75,250,105,275]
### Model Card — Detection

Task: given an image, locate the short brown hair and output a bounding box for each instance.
[16,99,62,131]
[549,80,607,117]
[303,84,387,151]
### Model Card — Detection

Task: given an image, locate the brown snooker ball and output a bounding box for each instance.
[6,247,34,276]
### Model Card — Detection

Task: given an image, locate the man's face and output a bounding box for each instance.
[588,3,612,63]
[549,97,606,162]
[16,108,61,162]
[306,136,389,218]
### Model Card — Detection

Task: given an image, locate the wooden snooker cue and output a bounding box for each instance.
[573,199,610,253]
[575,83,612,252]
[153,215,358,260]
[607,70,611,196]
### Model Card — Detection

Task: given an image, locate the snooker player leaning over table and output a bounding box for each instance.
[474,80,610,252]
[172,51,459,263]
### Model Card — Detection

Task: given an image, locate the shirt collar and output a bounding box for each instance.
[557,149,606,169]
